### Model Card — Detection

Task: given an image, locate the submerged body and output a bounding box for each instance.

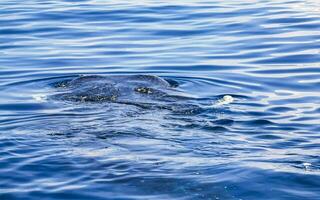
[51,75,200,111]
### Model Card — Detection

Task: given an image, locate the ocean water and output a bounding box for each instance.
[0,0,320,199]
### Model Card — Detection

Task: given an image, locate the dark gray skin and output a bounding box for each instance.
[51,75,200,112]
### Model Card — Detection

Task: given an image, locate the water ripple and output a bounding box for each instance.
[1,0,320,199]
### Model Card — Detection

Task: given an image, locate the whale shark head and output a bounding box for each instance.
[50,75,180,104]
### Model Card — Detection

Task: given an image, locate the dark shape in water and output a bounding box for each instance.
[51,75,202,112]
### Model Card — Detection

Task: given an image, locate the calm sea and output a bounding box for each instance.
[0,0,319,199]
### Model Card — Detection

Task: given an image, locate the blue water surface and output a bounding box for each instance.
[1,0,320,199]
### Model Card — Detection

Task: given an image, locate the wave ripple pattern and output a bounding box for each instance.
[0,0,320,200]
